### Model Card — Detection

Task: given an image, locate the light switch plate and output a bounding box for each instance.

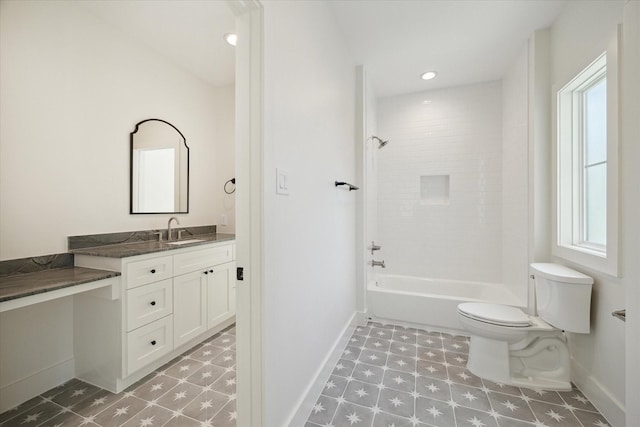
[276,168,289,195]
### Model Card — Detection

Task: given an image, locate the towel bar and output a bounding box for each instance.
[335,181,359,191]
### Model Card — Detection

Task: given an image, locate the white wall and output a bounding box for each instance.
[501,45,530,303]
[621,3,640,425]
[261,1,356,425]
[0,0,235,260]
[548,1,626,424]
[212,85,237,234]
[376,82,504,284]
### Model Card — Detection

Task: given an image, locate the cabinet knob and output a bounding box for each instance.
[150,269,156,274]
[209,269,214,273]
[204,271,208,275]
[151,340,157,346]
[150,301,156,306]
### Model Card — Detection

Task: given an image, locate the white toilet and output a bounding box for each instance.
[457,263,593,391]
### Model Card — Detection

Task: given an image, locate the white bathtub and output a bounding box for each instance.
[367,274,525,333]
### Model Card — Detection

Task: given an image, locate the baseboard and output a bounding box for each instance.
[571,358,625,427]
[286,311,366,427]
[0,357,75,413]
[366,314,466,337]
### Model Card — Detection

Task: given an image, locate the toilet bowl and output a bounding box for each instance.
[456,263,593,391]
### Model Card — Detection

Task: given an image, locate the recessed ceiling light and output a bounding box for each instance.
[421,71,437,80]
[224,33,237,47]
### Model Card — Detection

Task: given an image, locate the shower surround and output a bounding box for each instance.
[373,61,529,307]
[377,82,503,283]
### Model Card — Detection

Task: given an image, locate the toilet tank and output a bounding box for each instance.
[530,263,593,333]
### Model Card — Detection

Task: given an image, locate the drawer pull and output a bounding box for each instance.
[150,269,156,274]
[150,340,157,346]
[150,301,156,306]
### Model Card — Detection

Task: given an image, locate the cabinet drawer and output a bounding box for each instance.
[126,315,173,375]
[173,245,233,276]
[126,279,173,331]
[126,256,173,289]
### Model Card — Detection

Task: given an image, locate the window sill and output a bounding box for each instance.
[552,243,619,277]
[562,243,606,258]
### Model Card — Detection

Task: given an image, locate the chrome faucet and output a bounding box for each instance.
[167,217,179,241]
[369,241,381,254]
[370,260,386,268]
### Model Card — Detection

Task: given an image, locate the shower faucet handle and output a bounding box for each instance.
[369,241,381,254]
[370,260,386,268]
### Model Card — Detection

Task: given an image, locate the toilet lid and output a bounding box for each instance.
[458,303,532,327]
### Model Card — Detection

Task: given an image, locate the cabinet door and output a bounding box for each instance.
[173,270,207,348]
[207,262,234,328]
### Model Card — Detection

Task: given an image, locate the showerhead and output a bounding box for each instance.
[371,136,389,149]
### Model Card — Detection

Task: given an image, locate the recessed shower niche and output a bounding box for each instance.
[420,174,450,205]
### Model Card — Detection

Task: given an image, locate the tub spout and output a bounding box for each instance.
[370,260,385,268]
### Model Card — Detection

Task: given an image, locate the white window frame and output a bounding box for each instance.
[552,33,620,277]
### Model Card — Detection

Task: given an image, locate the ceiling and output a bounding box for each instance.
[74,0,236,88]
[328,0,567,98]
[74,0,567,97]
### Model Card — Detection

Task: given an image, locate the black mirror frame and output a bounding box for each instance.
[130,118,189,214]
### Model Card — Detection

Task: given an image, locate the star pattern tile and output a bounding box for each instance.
[0,325,236,427]
[305,322,612,427]
[0,321,615,427]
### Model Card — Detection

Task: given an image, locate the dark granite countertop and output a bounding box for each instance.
[0,267,121,303]
[71,233,235,258]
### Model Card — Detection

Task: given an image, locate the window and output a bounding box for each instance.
[582,77,607,247]
[555,50,619,276]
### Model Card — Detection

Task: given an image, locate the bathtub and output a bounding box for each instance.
[367,274,525,333]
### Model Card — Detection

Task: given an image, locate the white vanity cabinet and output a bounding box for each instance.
[74,240,235,392]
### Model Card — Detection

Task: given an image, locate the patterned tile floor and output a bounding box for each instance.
[0,325,236,427]
[305,322,611,427]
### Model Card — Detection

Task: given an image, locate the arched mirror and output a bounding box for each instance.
[130,119,189,214]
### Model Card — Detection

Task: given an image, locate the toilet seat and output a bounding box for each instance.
[457,303,532,328]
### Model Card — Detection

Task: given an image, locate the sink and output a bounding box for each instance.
[166,239,205,246]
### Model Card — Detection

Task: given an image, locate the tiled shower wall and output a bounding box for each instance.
[376,82,504,284]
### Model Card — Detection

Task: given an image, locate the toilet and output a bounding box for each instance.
[457,263,593,390]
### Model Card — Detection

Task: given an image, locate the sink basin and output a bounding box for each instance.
[166,239,205,246]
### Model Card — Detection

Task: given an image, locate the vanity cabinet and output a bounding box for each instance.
[74,240,235,392]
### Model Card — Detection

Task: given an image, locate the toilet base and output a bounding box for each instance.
[466,333,573,391]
